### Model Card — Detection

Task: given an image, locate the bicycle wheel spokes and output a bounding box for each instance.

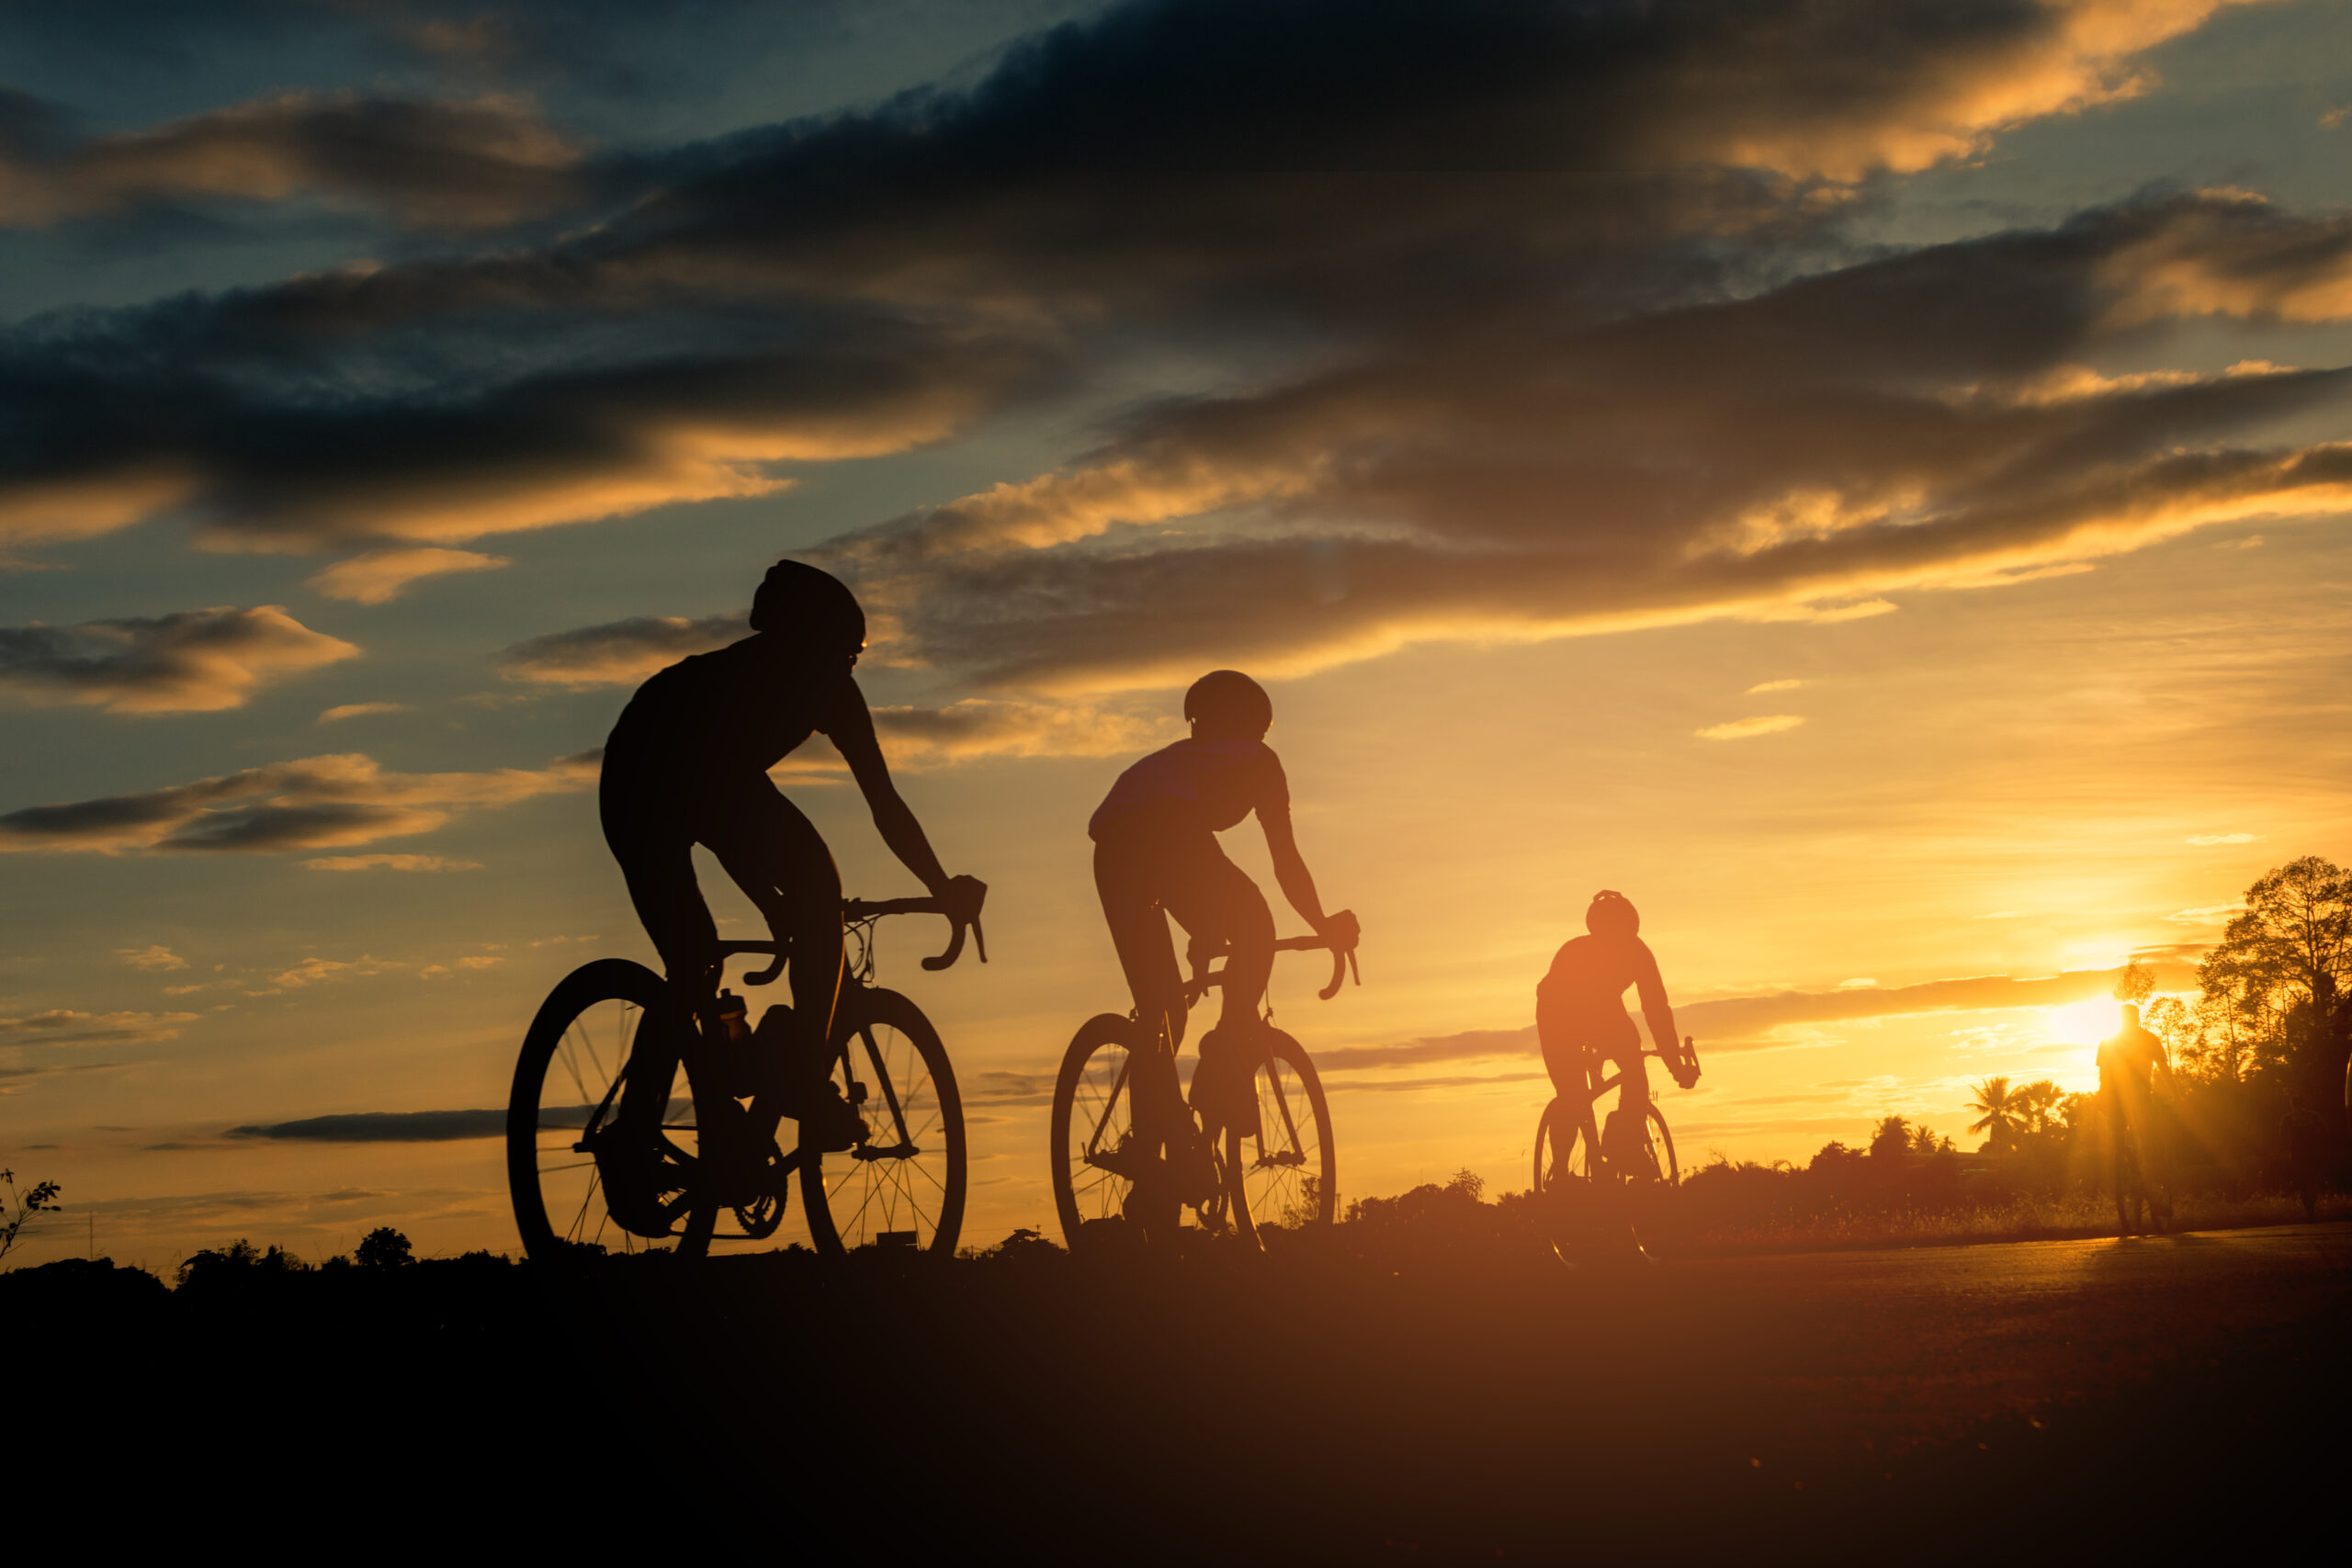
[1232,1032,1336,1235]
[1068,1038,1140,1223]
[508,959,717,1261]
[801,989,966,1256]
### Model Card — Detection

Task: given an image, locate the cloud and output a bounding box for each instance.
[308,547,510,604]
[117,944,187,972]
[0,89,587,231]
[0,0,2301,580]
[271,954,401,988]
[0,750,597,855]
[2185,831,2260,845]
[300,853,480,872]
[2165,903,2245,925]
[226,1108,511,1143]
[0,1009,197,1045]
[1745,678,1805,694]
[317,702,411,724]
[1315,962,2199,1071]
[817,191,2352,694]
[496,614,742,687]
[0,605,357,714]
[1697,714,1805,741]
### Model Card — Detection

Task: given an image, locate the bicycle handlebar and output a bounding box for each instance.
[719,884,989,986]
[1192,922,1362,1003]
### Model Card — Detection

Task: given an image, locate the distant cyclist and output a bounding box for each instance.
[2097,1002,2174,1236]
[1537,891,1699,1179]
[1090,671,1357,1164]
[599,560,984,1163]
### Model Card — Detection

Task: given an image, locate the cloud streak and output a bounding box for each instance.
[0,605,356,714]
[0,89,587,231]
[0,750,597,855]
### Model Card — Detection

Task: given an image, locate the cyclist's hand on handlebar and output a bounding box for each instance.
[940,873,988,922]
[1318,908,1361,952]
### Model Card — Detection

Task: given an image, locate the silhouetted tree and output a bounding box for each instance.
[177,1239,306,1288]
[1967,1077,2023,1154]
[2115,959,2155,1008]
[2015,1080,2064,1138]
[356,1227,413,1269]
[2199,856,2351,1097]
[1,1168,62,1265]
[1869,1115,1912,1160]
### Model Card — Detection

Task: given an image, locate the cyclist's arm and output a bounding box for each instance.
[1631,944,1690,1082]
[828,682,952,897]
[1261,807,1354,947]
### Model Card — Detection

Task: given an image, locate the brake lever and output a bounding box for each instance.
[921,915,967,972]
[1319,945,1349,1001]
[743,954,785,987]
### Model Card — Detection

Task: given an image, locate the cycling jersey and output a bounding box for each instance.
[1537,933,1674,1054]
[1088,736,1289,841]
[604,639,861,798]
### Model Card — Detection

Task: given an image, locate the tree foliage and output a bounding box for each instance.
[2187,855,2351,1093]
[1,1168,62,1266]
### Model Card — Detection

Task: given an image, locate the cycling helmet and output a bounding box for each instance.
[749,559,865,656]
[1586,890,1639,937]
[1183,670,1272,739]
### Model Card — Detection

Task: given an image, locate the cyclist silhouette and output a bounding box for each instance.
[1091,671,1357,1153]
[599,559,982,1154]
[2097,1002,2175,1236]
[1537,891,1699,1176]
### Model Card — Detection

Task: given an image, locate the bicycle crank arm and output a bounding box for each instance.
[850,1140,921,1162]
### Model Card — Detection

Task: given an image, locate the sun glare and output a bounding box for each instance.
[2042,998,2121,1050]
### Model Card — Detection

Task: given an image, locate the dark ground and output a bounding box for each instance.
[16,1223,2349,1559]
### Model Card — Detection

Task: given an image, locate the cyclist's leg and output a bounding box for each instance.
[601,783,718,987]
[1163,844,1273,1037]
[702,779,844,1099]
[1093,834,1186,1053]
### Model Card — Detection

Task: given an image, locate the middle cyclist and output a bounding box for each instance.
[1091,671,1358,1189]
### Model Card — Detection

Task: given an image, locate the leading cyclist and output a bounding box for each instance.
[1537,891,1699,1179]
[1090,671,1357,1194]
[598,559,985,1174]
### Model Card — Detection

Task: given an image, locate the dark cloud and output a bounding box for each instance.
[227,1108,513,1143]
[0,89,587,231]
[831,194,2352,690]
[0,604,356,714]
[0,0,2272,570]
[0,750,595,855]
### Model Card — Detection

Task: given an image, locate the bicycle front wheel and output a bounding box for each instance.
[507,958,718,1261]
[1226,1029,1335,1242]
[1049,1012,1165,1250]
[801,987,966,1257]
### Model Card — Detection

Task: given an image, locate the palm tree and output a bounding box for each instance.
[1967,1077,2023,1154]
[2015,1079,2064,1137]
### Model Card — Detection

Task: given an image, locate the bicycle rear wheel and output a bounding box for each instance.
[1226,1029,1335,1243]
[1049,1012,1176,1250]
[507,958,718,1261]
[801,987,966,1257]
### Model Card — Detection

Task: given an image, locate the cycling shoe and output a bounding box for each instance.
[797,1082,869,1155]
[590,1129,678,1237]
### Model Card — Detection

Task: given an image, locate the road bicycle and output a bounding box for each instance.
[507,893,983,1261]
[1049,927,1357,1251]
[1532,1036,1697,1259]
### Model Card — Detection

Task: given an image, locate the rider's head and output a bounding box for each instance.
[1586,890,1639,938]
[2120,1002,2142,1030]
[750,559,865,661]
[1184,670,1272,741]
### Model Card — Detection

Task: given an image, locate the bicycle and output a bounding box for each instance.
[1532,1036,1698,1260]
[1049,926,1357,1251]
[506,892,984,1262]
